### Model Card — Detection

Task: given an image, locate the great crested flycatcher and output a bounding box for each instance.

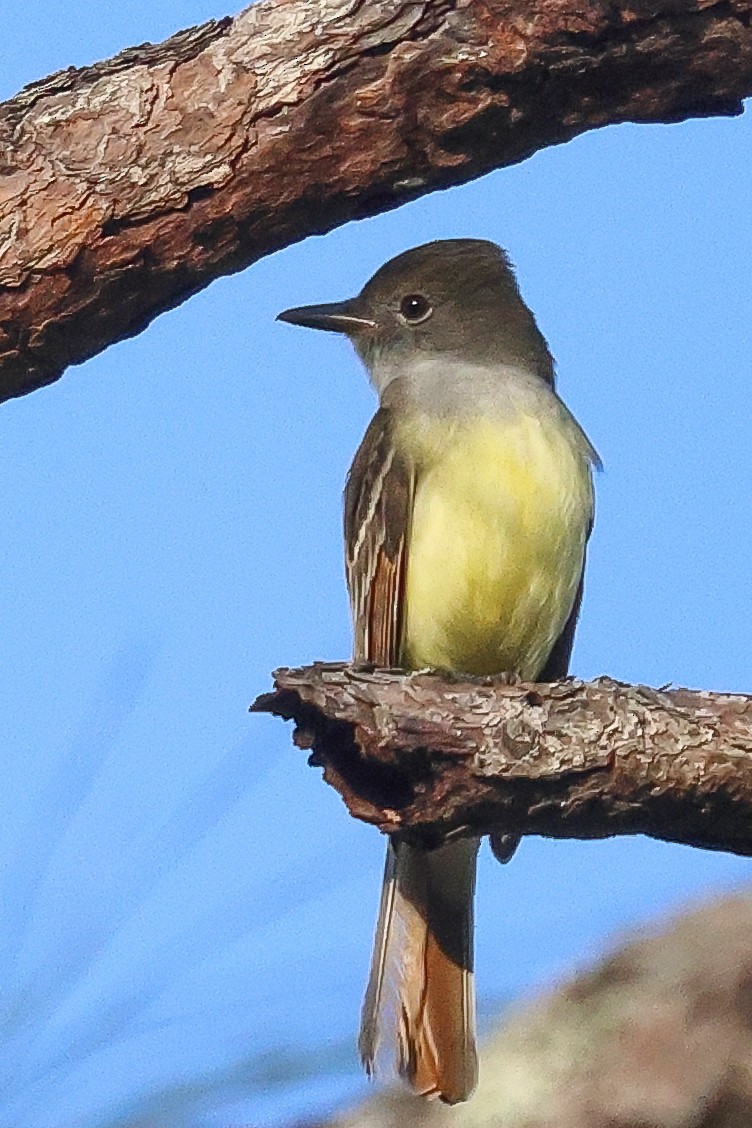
[278,239,598,1104]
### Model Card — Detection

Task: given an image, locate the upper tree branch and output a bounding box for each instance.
[2,0,751,400]
[252,663,752,856]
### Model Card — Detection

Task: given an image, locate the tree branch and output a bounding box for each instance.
[252,663,752,856]
[2,0,751,400]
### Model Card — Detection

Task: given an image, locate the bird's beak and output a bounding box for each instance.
[277,299,376,335]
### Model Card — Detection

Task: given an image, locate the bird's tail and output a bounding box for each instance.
[359,836,479,1104]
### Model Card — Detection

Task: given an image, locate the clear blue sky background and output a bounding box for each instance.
[1,4,751,1126]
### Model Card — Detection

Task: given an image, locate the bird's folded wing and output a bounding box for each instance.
[344,407,413,668]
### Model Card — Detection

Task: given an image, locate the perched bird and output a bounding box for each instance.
[278,239,598,1103]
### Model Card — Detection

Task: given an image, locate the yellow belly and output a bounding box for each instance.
[400,412,593,679]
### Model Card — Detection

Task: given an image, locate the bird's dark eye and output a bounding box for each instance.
[399,293,432,323]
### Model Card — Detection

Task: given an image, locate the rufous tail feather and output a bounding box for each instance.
[359,837,479,1104]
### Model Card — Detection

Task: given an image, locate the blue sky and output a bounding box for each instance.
[1,4,751,1126]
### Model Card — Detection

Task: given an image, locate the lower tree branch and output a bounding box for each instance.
[252,663,752,856]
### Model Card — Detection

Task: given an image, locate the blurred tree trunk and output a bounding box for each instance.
[317,891,752,1128]
[2,0,752,399]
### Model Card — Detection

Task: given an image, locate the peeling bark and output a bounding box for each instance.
[252,663,752,855]
[2,0,752,399]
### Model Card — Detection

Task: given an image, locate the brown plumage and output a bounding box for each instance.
[279,239,596,1103]
[345,405,587,1103]
[345,407,482,1102]
[359,835,480,1103]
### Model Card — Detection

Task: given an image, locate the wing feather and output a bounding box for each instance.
[346,409,478,1103]
[344,408,412,667]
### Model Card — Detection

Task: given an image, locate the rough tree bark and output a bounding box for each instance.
[252,663,752,856]
[2,0,752,400]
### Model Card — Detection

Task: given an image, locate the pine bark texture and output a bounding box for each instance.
[2,0,752,400]
[253,663,752,855]
[320,892,752,1128]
